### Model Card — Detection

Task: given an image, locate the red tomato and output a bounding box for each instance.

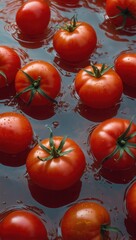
[26,128,86,190]
[53,16,97,62]
[61,201,110,240]
[0,112,33,154]
[125,181,136,222]
[15,60,61,106]
[16,0,51,36]
[74,64,123,109]
[90,118,136,171]
[106,0,136,29]
[0,46,21,88]
[114,52,136,87]
[0,210,48,240]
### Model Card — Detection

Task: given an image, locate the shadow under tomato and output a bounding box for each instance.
[75,102,120,122]
[98,166,136,184]
[0,83,16,100]
[124,215,136,239]
[27,179,82,208]
[0,148,30,167]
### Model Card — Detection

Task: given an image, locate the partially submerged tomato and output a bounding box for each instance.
[61,201,111,240]
[0,112,33,154]
[89,118,136,170]
[125,181,136,222]
[26,127,86,190]
[15,60,61,106]
[114,52,136,87]
[0,46,21,88]
[0,210,48,240]
[106,0,136,30]
[74,64,123,109]
[53,16,97,62]
[16,0,51,36]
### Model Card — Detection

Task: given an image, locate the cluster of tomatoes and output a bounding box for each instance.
[0,0,136,239]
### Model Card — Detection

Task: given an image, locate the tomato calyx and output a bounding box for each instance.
[101,119,136,165]
[0,70,8,86]
[62,15,79,32]
[101,224,123,237]
[37,127,73,161]
[84,64,112,78]
[15,70,57,105]
[110,6,136,30]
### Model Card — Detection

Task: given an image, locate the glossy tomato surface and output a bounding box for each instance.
[0,210,48,240]
[26,135,86,190]
[0,0,136,239]
[16,0,51,36]
[74,64,123,108]
[125,181,136,223]
[61,201,110,240]
[0,46,21,88]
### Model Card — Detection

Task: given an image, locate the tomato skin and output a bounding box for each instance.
[74,64,123,109]
[61,201,110,240]
[0,46,21,88]
[0,210,48,240]
[53,21,97,62]
[106,0,136,28]
[90,118,136,171]
[114,52,136,87]
[16,0,51,36]
[125,182,136,222]
[0,112,33,154]
[26,137,86,190]
[15,60,61,106]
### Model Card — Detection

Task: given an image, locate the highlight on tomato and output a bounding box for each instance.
[26,127,86,190]
[89,117,136,171]
[0,112,33,154]
[125,181,136,223]
[114,52,136,87]
[0,46,21,88]
[53,15,97,63]
[16,0,51,36]
[60,201,121,240]
[0,210,48,240]
[74,64,123,109]
[15,60,61,106]
[105,0,136,30]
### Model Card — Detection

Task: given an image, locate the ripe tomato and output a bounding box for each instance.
[61,201,110,240]
[0,112,33,154]
[125,181,136,222]
[16,0,51,36]
[0,46,21,88]
[74,64,123,109]
[15,60,61,106]
[53,16,97,62]
[90,118,136,171]
[114,52,136,87]
[106,0,136,29]
[0,210,48,240]
[26,127,86,190]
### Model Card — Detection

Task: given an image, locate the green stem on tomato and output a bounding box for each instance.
[0,70,8,86]
[62,15,79,32]
[14,70,57,105]
[101,118,136,165]
[84,64,113,78]
[101,224,123,237]
[37,126,73,161]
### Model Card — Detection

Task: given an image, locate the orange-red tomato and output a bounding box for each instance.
[125,181,136,222]
[74,64,123,109]
[0,46,21,88]
[53,17,97,62]
[61,201,110,240]
[16,0,51,36]
[0,112,33,154]
[0,210,48,240]
[15,60,61,106]
[26,130,86,190]
[106,0,136,29]
[114,52,136,87]
[90,118,136,171]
